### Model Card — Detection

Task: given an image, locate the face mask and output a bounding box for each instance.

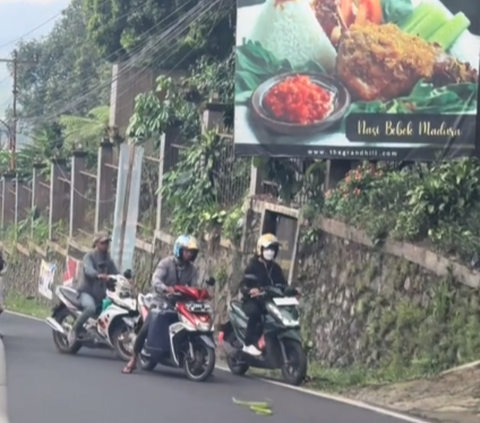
[262,249,275,261]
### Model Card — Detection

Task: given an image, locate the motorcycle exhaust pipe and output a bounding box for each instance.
[45,317,65,334]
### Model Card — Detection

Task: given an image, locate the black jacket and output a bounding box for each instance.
[240,257,287,298]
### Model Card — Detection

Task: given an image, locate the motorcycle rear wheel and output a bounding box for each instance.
[52,308,82,355]
[111,323,134,362]
[280,339,307,386]
[225,332,249,376]
[184,343,215,382]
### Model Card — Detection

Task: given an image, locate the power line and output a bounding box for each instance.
[15,0,217,142]
[20,0,203,124]
[0,13,62,51]
[14,0,230,160]
[43,1,228,205]
[25,0,216,127]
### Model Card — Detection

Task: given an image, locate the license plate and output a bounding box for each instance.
[273,297,298,306]
[186,302,211,313]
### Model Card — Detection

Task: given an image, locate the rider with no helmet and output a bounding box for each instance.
[240,233,287,356]
[122,234,199,374]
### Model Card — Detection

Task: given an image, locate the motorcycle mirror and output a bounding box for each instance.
[205,277,216,286]
[123,269,133,279]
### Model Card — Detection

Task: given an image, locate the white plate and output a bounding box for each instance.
[273,297,299,306]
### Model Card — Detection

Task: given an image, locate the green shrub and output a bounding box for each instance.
[322,158,480,264]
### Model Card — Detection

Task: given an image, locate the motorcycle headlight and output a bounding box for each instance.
[266,303,299,327]
[196,321,214,332]
[179,314,213,332]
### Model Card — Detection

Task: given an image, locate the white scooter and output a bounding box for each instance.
[45,272,139,361]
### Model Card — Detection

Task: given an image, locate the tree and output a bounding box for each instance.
[59,105,109,151]
[59,105,108,167]
[12,0,110,122]
[85,0,235,69]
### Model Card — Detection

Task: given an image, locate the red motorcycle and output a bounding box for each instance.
[136,282,216,382]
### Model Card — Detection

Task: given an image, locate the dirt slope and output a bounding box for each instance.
[346,363,480,423]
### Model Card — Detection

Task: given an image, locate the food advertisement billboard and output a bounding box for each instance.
[234,0,479,160]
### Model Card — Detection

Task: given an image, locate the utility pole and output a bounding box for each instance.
[0,50,37,170]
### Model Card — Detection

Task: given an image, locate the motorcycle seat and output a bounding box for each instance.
[58,286,82,308]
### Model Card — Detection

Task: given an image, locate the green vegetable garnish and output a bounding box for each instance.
[381,0,415,24]
[427,12,470,51]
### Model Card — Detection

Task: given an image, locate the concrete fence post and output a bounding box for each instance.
[156,126,181,232]
[69,151,87,238]
[49,158,68,240]
[95,141,114,233]
[2,173,15,229]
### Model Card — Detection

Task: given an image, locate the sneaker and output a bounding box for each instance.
[67,331,77,346]
[242,344,262,356]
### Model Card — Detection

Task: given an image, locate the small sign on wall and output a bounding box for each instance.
[38,260,56,300]
[259,203,300,284]
[63,257,80,287]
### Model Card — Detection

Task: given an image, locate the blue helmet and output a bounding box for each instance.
[173,234,199,261]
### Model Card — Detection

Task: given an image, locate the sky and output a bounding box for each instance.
[0,0,62,3]
[0,0,69,144]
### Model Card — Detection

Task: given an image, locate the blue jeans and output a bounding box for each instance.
[72,293,97,334]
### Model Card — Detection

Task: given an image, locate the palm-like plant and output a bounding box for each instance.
[59,105,109,151]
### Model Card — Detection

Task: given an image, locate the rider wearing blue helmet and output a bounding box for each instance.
[122,234,199,374]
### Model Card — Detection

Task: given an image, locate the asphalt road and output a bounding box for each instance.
[2,313,419,423]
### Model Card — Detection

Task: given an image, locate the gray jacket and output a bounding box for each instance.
[151,256,198,302]
[78,250,119,303]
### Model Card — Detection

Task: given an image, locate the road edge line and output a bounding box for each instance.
[0,334,10,423]
[5,310,429,423]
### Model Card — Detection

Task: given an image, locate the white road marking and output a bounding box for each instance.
[4,310,430,423]
[0,335,10,423]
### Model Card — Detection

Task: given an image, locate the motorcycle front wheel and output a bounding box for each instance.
[52,308,82,355]
[280,338,307,386]
[184,342,215,382]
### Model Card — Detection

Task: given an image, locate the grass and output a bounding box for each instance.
[250,361,429,393]
[5,293,51,319]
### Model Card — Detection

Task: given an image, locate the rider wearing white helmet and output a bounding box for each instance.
[122,234,199,374]
[240,233,288,356]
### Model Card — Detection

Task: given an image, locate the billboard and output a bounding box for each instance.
[234,0,479,160]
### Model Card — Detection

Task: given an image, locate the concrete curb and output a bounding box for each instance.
[0,336,9,423]
[440,360,480,375]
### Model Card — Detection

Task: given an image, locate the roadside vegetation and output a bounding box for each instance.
[5,293,50,319]
[318,159,480,267]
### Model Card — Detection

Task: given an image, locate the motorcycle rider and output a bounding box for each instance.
[241,233,288,356]
[68,232,119,346]
[122,234,199,374]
